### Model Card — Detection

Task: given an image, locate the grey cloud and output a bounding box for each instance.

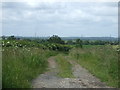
[2,2,118,37]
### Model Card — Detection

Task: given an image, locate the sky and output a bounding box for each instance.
[2,1,118,37]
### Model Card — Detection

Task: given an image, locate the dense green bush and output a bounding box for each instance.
[2,40,72,52]
[47,35,65,44]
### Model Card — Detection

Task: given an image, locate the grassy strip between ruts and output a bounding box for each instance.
[55,54,74,78]
[69,45,119,87]
[2,47,57,88]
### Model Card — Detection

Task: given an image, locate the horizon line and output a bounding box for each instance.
[1,35,118,38]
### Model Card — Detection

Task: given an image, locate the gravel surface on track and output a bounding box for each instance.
[32,57,109,88]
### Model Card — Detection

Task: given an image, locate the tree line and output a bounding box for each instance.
[2,35,119,46]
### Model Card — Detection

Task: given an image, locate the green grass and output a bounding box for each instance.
[69,45,119,87]
[83,45,103,48]
[0,47,2,89]
[2,47,57,88]
[55,54,74,78]
[2,39,119,88]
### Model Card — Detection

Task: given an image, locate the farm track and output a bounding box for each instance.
[32,56,109,88]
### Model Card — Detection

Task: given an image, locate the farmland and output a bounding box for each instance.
[1,35,119,88]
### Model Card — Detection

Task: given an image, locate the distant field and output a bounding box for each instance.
[83,45,103,48]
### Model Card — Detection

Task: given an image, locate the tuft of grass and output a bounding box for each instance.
[55,54,74,78]
[2,47,57,88]
[69,45,119,87]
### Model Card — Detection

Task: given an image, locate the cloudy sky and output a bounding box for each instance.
[2,1,118,37]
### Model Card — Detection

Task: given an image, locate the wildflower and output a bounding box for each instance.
[7,41,10,44]
[116,49,120,52]
[2,43,4,46]
[28,49,30,51]
[15,46,18,48]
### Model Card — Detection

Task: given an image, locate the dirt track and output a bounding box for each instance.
[32,56,109,88]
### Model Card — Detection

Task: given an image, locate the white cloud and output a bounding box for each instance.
[3,2,117,24]
[2,0,119,2]
[2,2,118,37]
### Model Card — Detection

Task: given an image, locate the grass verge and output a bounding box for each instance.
[69,45,118,87]
[2,47,57,88]
[55,54,74,78]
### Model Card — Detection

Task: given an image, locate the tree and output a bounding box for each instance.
[7,36,16,40]
[75,39,83,48]
[2,36,6,40]
[47,35,65,44]
[83,40,89,45]
[67,40,74,45]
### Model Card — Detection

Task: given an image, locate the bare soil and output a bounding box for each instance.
[32,56,109,88]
